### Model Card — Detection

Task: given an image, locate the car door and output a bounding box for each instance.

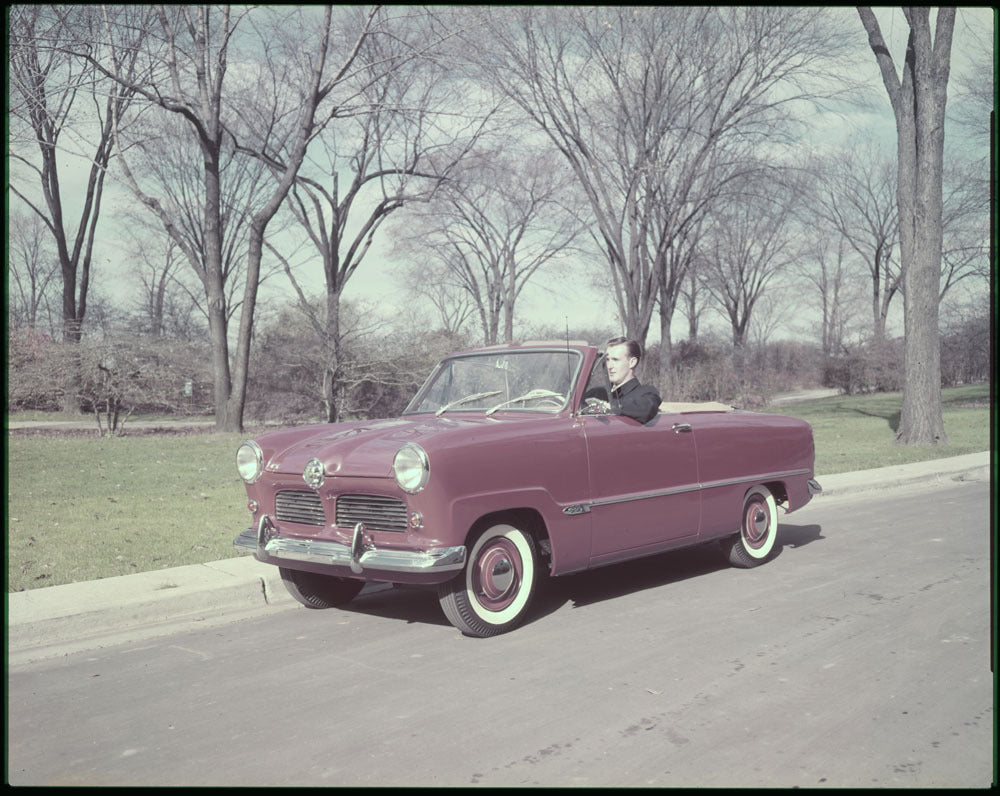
[582,412,701,564]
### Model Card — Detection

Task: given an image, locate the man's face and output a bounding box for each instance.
[606,343,636,387]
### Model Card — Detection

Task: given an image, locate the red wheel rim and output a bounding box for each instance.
[471,537,522,612]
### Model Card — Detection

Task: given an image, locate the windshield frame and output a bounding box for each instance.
[403,347,588,417]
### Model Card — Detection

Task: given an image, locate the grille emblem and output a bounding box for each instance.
[303,458,325,489]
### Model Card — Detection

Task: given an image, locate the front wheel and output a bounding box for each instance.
[720,485,778,568]
[279,567,364,609]
[438,523,538,637]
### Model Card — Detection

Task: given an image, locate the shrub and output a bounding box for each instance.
[7,327,70,411]
[7,327,213,431]
[663,338,823,406]
[940,311,991,387]
[823,338,902,395]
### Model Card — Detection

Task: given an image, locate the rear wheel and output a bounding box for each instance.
[279,567,363,609]
[721,485,778,568]
[438,523,538,637]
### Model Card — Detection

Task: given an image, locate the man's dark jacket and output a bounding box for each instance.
[610,378,661,424]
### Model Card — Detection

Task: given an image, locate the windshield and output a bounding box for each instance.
[404,349,583,416]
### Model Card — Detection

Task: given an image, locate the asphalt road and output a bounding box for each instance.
[7,478,993,788]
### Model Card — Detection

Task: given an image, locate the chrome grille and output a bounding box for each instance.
[336,494,407,533]
[275,491,326,526]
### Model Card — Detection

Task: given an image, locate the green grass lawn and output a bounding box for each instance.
[8,432,247,592]
[765,384,992,475]
[6,384,992,592]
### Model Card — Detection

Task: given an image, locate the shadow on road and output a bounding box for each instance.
[341,582,451,628]
[530,522,826,626]
[777,522,825,549]
[538,542,728,614]
[317,522,826,633]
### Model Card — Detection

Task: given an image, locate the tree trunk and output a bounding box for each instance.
[657,315,675,401]
[200,159,240,432]
[324,292,343,424]
[859,7,954,446]
[895,69,948,444]
[657,282,680,399]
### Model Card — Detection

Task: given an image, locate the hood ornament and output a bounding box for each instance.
[303,458,325,489]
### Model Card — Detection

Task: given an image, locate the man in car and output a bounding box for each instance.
[604,336,662,424]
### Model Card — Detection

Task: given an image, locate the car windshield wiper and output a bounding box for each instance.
[486,389,565,416]
[435,390,502,416]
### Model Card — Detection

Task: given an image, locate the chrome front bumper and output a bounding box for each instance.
[233,516,466,576]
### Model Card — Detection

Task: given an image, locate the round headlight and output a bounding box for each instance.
[236,441,264,484]
[393,443,429,494]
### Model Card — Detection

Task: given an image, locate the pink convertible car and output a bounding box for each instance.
[235,343,821,636]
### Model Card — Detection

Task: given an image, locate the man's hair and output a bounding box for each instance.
[606,336,641,362]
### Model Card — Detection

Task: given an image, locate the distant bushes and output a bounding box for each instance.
[7,327,66,412]
[7,327,213,434]
[648,338,823,407]
[823,338,902,395]
[821,310,990,395]
[940,312,992,388]
[8,310,990,428]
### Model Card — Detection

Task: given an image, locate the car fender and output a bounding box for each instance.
[447,487,592,576]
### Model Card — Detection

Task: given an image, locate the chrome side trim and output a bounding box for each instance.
[590,482,701,508]
[699,468,813,492]
[563,468,814,515]
[233,519,466,575]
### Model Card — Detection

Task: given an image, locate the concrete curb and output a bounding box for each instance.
[8,557,297,665]
[813,451,992,497]
[7,452,991,665]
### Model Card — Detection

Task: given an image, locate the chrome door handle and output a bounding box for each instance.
[672,423,692,433]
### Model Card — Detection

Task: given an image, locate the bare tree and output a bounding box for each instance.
[9,5,140,344]
[404,258,475,338]
[948,12,994,148]
[396,147,584,346]
[700,177,802,350]
[812,143,900,342]
[470,6,857,375]
[8,209,59,335]
[84,5,385,431]
[657,210,709,396]
[120,221,203,340]
[118,108,275,336]
[858,7,956,446]
[939,159,991,302]
[794,234,861,362]
[268,9,484,422]
[678,262,706,344]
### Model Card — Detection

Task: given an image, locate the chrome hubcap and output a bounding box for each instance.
[473,539,521,610]
[745,501,770,548]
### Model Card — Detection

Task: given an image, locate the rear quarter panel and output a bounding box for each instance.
[687,411,815,539]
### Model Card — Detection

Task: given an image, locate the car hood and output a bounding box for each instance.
[258,414,531,479]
